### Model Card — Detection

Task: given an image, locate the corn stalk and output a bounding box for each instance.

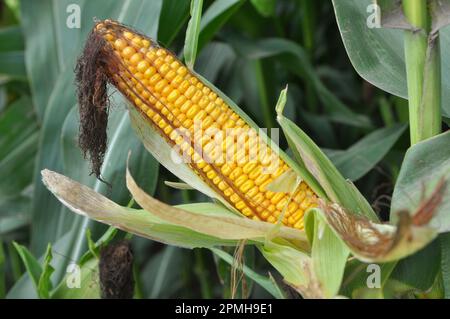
[402,0,441,144]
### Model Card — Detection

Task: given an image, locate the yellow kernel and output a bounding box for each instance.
[177,66,188,76]
[243,163,257,175]
[137,60,150,73]
[129,53,143,65]
[198,96,209,108]
[189,77,199,85]
[276,198,289,211]
[122,46,136,59]
[246,186,259,198]
[171,75,184,87]
[202,116,214,129]
[235,175,248,188]
[123,31,134,40]
[224,189,233,197]
[230,194,240,203]
[221,164,234,176]
[184,86,197,99]
[144,67,156,79]
[146,51,156,61]
[218,181,228,191]
[114,38,127,50]
[242,208,253,217]
[154,79,168,92]
[192,90,203,103]
[142,39,151,48]
[186,104,200,119]
[236,201,246,210]
[240,180,254,193]
[206,170,217,180]
[156,48,167,56]
[271,193,285,205]
[162,54,173,63]
[166,90,179,103]
[252,193,265,206]
[180,100,192,113]
[179,81,190,93]
[161,85,172,97]
[170,61,180,69]
[229,167,243,180]
[159,63,170,75]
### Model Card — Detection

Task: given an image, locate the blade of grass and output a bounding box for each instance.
[184,0,204,69]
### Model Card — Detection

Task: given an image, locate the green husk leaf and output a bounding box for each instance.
[260,239,325,298]
[42,169,308,250]
[429,0,450,33]
[164,181,195,190]
[126,164,308,245]
[266,169,301,193]
[304,209,349,298]
[276,91,378,221]
[41,169,236,249]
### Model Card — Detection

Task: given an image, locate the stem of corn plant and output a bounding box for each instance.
[402,0,441,145]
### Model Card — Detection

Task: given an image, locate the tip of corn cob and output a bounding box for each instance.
[75,20,318,229]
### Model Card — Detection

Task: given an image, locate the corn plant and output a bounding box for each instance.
[0,0,449,299]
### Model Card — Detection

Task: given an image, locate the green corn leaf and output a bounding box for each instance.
[304,210,349,298]
[341,260,397,299]
[391,131,450,233]
[13,242,42,293]
[332,0,450,118]
[259,239,325,298]
[37,244,54,299]
[164,181,195,190]
[184,0,204,69]
[250,0,276,17]
[51,257,100,299]
[326,124,407,181]
[198,0,244,51]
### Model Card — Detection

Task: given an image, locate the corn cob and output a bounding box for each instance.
[80,20,317,229]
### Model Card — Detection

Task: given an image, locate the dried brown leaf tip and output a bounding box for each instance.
[319,200,394,259]
[318,178,446,262]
